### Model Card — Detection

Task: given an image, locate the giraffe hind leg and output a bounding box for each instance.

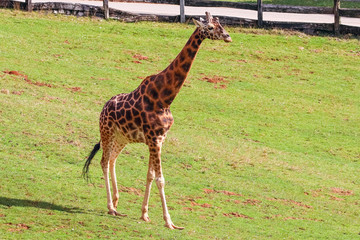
[101,139,127,217]
[109,142,126,210]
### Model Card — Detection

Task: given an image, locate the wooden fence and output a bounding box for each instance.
[1,0,360,34]
[184,0,359,34]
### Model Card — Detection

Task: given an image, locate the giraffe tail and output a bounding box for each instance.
[82,142,101,180]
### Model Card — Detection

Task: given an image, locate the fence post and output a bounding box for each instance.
[103,0,109,19]
[25,0,32,11]
[180,0,185,23]
[334,0,340,34]
[257,0,263,27]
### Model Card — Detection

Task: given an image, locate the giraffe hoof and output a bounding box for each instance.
[172,225,185,230]
[140,215,151,222]
[108,210,127,217]
[165,223,184,230]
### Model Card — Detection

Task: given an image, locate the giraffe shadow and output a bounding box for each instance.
[0,196,86,214]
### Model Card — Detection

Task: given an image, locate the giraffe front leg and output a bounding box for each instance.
[149,142,184,230]
[155,175,184,230]
[140,167,155,222]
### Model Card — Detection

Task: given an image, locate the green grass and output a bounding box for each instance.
[209,0,360,8]
[1,9,360,239]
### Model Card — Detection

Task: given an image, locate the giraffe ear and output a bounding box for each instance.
[205,12,213,22]
[192,18,204,28]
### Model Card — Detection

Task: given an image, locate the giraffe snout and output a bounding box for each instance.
[223,34,232,43]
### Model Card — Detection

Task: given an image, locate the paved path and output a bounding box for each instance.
[31,0,360,27]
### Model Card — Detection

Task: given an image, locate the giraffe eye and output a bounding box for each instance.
[208,26,214,30]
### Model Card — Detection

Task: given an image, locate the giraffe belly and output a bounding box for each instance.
[114,126,146,144]
[113,128,130,144]
[128,130,146,143]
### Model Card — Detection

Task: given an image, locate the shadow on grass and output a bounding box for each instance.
[0,196,85,214]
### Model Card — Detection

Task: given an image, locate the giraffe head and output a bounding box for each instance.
[193,12,232,43]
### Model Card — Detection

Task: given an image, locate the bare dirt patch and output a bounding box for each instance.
[67,86,82,92]
[189,201,212,208]
[203,188,242,196]
[118,186,142,196]
[284,216,323,222]
[91,76,110,81]
[11,90,24,95]
[348,50,360,56]
[1,89,10,94]
[183,207,193,211]
[243,199,262,206]
[237,59,248,63]
[304,188,323,197]
[330,196,344,201]
[40,96,67,104]
[6,223,30,232]
[310,49,323,53]
[3,70,54,88]
[223,212,253,219]
[268,197,312,209]
[42,225,66,233]
[305,188,354,200]
[200,203,212,208]
[131,54,149,64]
[203,188,215,194]
[185,198,213,209]
[1,88,24,96]
[53,54,63,58]
[331,187,353,196]
[4,70,82,93]
[133,54,148,61]
[227,198,261,205]
[222,190,242,196]
[200,75,229,89]
[265,215,323,222]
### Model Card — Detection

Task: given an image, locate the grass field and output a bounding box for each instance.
[0,9,359,239]
[210,0,360,8]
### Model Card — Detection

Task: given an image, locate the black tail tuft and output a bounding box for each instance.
[82,142,101,180]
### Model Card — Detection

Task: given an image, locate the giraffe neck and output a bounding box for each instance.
[161,27,204,96]
[134,28,204,111]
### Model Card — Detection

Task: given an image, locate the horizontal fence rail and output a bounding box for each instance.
[1,0,359,34]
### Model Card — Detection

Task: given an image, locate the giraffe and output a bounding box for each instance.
[83,12,232,229]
